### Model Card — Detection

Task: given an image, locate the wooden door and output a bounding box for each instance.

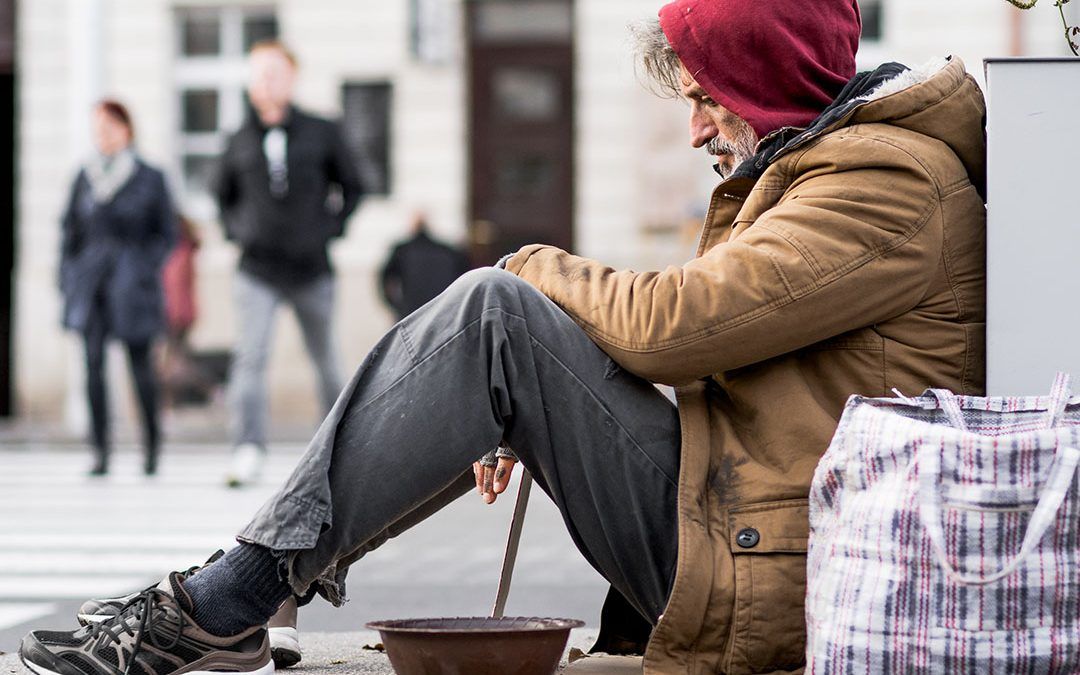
[467,0,574,265]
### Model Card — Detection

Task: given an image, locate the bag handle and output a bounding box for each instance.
[929,371,1072,431]
[1045,371,1072,428]
[927,388,967,430]
[917,442,1080,585]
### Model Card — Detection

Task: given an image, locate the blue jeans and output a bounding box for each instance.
[238,269,680,622]
[229,271,343,447]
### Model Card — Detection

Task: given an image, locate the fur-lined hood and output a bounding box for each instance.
[743,57,987,197]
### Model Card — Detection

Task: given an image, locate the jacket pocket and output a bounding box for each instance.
[725,499,809,674]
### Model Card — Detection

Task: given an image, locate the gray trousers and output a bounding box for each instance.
[238,268,680,622]
[229,271,343,447]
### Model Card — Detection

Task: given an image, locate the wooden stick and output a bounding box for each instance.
[491,470,533,619]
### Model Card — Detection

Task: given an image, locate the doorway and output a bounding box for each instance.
[467,0,574,265]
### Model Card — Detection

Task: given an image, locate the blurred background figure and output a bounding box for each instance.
[379,211,470,321]
[160,215,221,411]
[59,99,177,476]
[213,40,362,488]
[162,216,200,348]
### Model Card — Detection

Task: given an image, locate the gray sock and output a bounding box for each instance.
[181,543,293,637]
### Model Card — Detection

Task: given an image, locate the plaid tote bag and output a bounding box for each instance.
[806,373,1080,674]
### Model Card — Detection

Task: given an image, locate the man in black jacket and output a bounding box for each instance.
[213,40,362,489]
[379,212,470,321]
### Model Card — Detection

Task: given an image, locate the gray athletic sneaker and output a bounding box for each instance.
[20,572,272,675]
[76,552,225,626]
[75,551,302,669]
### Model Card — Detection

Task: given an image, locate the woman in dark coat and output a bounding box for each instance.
[59,100,177,475]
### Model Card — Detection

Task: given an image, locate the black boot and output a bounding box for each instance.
[89,446,109,476]
[590,585,654,656]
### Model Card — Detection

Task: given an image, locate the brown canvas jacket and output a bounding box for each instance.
[504,58,987,674]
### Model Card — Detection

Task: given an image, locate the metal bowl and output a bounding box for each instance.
[365,616,585,675]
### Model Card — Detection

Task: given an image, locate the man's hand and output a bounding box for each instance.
[472,456,518,504]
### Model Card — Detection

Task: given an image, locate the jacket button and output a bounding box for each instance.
[736,528,760,549]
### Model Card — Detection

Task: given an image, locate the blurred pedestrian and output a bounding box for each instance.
[59,99,177,476]
[213,40,363,487]
[379,211,470,321]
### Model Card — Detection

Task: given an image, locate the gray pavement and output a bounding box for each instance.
[0,630,607,674]
[0,445,609,653]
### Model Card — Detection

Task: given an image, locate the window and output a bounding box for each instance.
[181,89,219,133]
[180,14,221,56]
[243,14,278,51]
[410,0,455,63]
[174,6,278,216]
[342,82,393,197]
[859,0,884,42]
[471,0,572,44]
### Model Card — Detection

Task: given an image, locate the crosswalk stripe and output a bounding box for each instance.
[0,552,225,575]
[0,604,58,632]
[0,534,235,551]
[0,577,151,600]
[0,447,303,622]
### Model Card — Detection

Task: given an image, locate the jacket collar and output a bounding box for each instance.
[246,103,298,132]
[722,61,912,182]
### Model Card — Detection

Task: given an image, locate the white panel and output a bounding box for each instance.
[985,59,1080,395]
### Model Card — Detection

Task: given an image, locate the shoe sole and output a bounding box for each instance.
[269,627,301,669]
[22,652,277,675]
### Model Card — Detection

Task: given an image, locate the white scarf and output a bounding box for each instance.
[84,148,137,204]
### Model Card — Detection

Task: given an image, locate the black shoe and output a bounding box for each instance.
[88,449,109,477]
[77,551,224,626]
[21,572,272,675]
[143,447,159,476]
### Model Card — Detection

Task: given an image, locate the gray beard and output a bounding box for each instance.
[706,125,758,178]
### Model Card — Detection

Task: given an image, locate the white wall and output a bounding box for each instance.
[19,0,1061,431]
[575,0,710,271]
[17,0,77,424]
[860,0,1076,82]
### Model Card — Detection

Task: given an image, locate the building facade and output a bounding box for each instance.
[13,0,1077,434]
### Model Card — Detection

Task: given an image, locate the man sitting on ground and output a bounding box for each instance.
[19,0,986,673]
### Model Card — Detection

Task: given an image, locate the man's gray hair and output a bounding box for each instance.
[629,18,682,99]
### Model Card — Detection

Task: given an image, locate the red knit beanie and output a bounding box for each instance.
[658,0,861,139]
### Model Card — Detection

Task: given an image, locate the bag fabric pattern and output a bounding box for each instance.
[806,374,1080,674]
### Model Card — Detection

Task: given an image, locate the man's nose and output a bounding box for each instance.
[688,106,718,149]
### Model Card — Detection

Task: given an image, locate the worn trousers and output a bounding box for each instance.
[238,268,681,622]
[229,271,343,447]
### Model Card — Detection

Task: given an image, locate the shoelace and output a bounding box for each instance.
[88,584,187,675]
